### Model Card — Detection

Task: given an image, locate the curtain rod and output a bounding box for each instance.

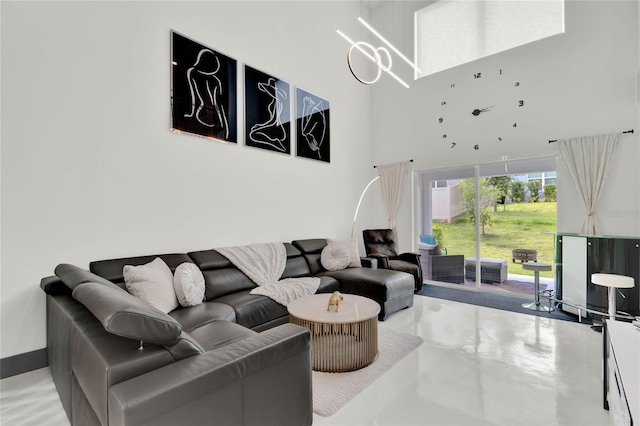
[373,159,414,168]
[548,129,634,144]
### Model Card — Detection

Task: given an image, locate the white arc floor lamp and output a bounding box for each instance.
[351,176,380,239]
[352,159,413,238]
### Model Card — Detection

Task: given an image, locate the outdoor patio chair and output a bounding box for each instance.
[418,244,465,284]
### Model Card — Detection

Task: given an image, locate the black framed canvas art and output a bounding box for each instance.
[171,31,237,143]
[295,87,330,162]
[244,65,291,154]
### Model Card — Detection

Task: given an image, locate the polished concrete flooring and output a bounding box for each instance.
[1,295,613,426]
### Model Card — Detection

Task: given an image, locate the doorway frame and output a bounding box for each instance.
[414,155,558,292]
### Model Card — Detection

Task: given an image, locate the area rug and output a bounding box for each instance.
[460,276,550,295]
[312,327,423,416]
[417,283,591,324]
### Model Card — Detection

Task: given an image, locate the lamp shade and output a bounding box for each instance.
[591,273,635,288]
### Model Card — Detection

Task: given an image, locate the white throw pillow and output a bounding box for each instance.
[123,257,179,314]
[321,245,351,271]
[327,238,361,268]
[173,262,205,307]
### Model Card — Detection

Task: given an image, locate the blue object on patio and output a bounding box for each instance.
[419,234,436,245]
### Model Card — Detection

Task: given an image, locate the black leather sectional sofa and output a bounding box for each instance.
[40,238,415,426]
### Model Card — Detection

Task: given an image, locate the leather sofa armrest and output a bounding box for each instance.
[108,323,313,426]
[395,252,421,265]
[40,276,71,295]
[360,257,378,269]
[367,253,390,269]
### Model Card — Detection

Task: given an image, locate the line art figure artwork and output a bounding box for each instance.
[301,97,326,156]
[244,66,291,154]
[249,78,288,150]
[171,31,237,143]
[295,87,330,162]
[184,49,229,138]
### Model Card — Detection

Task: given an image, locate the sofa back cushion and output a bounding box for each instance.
[189,245,312,301]
[281,243,312,278]
[188,249,257,301]
[72,282,183,346]
[89,253,193,287]
[291,239,328,275]
[55,263,124,291]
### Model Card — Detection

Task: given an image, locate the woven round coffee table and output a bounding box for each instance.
[288,293,379,372]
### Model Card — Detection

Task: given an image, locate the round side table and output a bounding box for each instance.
[522,262,553,311]
[288,293,379,372]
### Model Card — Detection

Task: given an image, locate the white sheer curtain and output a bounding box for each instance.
[377,161,411,230]
[558,132,621,235]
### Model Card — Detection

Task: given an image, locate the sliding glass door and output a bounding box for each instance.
[417,156,557,297]
[418,165,480,288]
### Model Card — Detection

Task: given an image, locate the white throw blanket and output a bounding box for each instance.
[216,242,320,306]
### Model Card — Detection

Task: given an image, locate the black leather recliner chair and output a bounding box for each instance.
[362,229,423,292]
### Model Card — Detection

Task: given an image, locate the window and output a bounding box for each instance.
[414,0,565,78]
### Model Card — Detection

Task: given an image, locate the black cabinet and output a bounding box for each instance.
[556,234,640,318]
[586,237,640,317]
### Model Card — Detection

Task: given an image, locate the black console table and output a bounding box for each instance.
[555,234,639,319]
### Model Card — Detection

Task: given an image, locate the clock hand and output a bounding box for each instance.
[471,105,495,116]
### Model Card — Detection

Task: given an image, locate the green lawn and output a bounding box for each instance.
[436,202,557,278]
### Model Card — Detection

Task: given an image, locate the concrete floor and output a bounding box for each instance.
[1,295,612,426]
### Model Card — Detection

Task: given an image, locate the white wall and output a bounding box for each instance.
[0,1,375,359]
[3,0,638,361]
[368,0,640,251]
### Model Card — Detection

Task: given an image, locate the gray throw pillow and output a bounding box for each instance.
[123,257,179,314]
[326,238,362,268]
[320,245,350,271]
[173,262,205,307]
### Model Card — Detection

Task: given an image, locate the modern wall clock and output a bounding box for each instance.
[436,68,524,150]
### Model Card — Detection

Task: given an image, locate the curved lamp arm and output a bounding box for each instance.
[351,176,380,239]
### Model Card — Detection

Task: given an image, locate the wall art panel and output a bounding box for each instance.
[171,31,237,143]
[244,65,291,154]
[295,87,330,163]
